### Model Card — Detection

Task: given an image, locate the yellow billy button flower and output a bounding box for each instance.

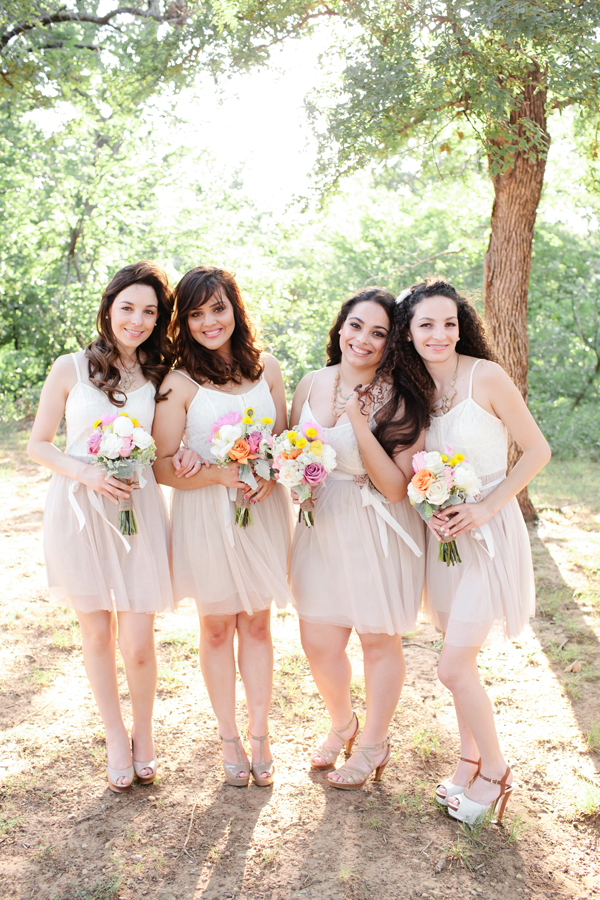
[261,417,273,425]
[287,431,298,444]
[309,440,323,456]
[244,406,255,420]
[119,412,130,417]
[295,437,308,449]
[93,419,101,429]
[305,427,318,440]
[242,416,253,425]
[455,453,465,463]
[131,418,139,427]
[441,454,448,463]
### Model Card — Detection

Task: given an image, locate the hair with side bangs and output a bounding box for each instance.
[170,266,263,385]
[85,260,174,407]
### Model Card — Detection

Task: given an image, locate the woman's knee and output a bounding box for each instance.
[200,616,236,649]
[78,613,116,655]
[360,632,403,661]
[118,631,156,668]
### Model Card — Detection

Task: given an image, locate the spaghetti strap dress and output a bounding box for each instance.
[43,353,174,613]
[289,376,426,635]
[170,372,294,616]
[423,358,535,647]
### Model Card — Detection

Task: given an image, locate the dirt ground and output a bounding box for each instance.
[1,427,599,900]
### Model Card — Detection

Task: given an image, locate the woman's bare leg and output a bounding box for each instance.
[76,610,132,786]
[236,608,273,777]
[117,612,157,778]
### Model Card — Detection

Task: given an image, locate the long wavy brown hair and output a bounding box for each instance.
[85,261,174,406]
[394,279,497,381]
[170,267,263,385]
[326,288,431,456]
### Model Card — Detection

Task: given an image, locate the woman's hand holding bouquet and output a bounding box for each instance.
[272,421,337,526]
[86,412,157,535]
[210,407,275,526]
[408,447,482,565]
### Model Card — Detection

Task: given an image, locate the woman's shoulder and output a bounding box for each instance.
[468,357,509,387]
[161,368,199,395]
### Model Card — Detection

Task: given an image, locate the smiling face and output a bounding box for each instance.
[187,287,236,356]
[408,295,459,363]
[109,283,159,354]
[339,300,390,370]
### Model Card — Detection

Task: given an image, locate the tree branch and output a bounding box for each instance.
[1,6,183,51]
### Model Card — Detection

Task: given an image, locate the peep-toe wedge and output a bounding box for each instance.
[107,762,134,793]
[248,732,275,786]
[132,740,157,785]
[435,756,481,807]
[311,712,359,772]
[220,735,250,787]
[327,738,390,791]
[448,765,513,825]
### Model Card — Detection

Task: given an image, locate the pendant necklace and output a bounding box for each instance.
[117,360,138,391]
[434,354,460,416]
[332,366,353,418]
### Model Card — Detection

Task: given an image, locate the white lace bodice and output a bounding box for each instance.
[64,354,156,458]
[425,359,507,478]
[176,372,276,457]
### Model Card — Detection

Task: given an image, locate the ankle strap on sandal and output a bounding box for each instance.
[459,756,480,766]
[355,737,389,754]
[478,765,511,788]
[331,712,357,742]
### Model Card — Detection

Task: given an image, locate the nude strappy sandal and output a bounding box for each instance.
[220,735,250,787]
[327,737,391,791]
[310,713,359,772]
[248,732,275,786]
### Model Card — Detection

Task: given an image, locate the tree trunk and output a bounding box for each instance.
[483,65,550,521]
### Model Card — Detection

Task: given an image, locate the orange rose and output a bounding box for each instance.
[281,448,302,460]
[411,469,436,493]
[229,438,252,461]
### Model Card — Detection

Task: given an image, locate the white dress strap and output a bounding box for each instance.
[468,358,483,398]
[71,353,82,383]
[173,370,201,388]
[306,372,318,402]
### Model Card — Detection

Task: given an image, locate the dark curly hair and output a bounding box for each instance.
[326,288,431,456]
[85,260,174,407]
[170,267,263,385]
[395,279,496,368]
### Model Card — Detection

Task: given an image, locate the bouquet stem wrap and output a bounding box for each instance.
[299,496,315,527]
[117,476,138,535]
[235,488,253,528]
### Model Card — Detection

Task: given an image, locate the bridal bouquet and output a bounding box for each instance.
[86,412,156,535]
[272,421,337,526]
[210,406,275,527]
[408,447,481,565]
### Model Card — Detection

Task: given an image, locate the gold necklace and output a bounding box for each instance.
[434,354,460,416]
[206,379,235,393]
[332,366,353,418]
[117,360,139,391]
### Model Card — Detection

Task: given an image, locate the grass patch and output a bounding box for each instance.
[530,457,600,517]
[587,720,600,753]
[73,875,123,900]
[411,726,440,761]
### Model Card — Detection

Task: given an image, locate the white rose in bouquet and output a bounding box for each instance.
[453,464,481,497]
[407,482,426,504]
[101,432,125,459]
[132,426,153,450]
[112,415,135,437]
[320,444,336,471]
[277,460,304,489]
[211,423,243,461]
[423,451,444,475]
[426,478,450,505]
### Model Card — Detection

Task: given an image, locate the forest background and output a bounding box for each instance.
[1,0,600,464]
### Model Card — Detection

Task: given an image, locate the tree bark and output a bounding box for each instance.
[483,64,550,521]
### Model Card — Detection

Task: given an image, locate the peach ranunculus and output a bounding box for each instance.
[411,469,436,494]
[228,438,253,461]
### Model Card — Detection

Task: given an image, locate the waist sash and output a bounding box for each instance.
[328,470,422,560]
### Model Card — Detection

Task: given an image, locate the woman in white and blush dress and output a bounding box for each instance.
[153,266,293,787]
[397,279,551,824]
[27,261,184,792]
[289,288,427,790]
